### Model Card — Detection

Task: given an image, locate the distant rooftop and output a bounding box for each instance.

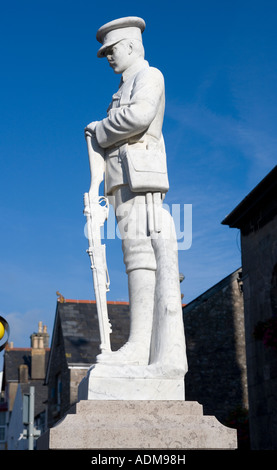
[222,165,277,231]
[45,299,130,380]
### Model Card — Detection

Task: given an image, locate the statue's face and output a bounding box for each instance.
[105,40,134,74]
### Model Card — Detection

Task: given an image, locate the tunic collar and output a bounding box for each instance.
[121,59,149,83]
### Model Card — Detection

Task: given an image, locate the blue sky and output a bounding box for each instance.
[1,0,277,358]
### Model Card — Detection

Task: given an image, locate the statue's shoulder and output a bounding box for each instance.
[135,64,164,85]
[149,66,164,81]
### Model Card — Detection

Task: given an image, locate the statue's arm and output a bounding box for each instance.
[95,68,164,148]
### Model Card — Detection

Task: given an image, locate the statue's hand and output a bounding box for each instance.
[84,121,98,137]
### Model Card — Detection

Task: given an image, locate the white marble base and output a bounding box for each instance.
[37,400,237,449]
[78,363,185,400]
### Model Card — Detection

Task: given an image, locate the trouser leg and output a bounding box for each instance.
[97,268,155,365]
[149,209,188,374]
[96,186,156,365]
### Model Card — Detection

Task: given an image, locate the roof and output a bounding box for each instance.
[46,300,130,380]
[3,348,50,382]
[182,268,242,314]
[2,348,50,418]
[60,300,130,364]
[222,165,277,231]
[3,348,32,383]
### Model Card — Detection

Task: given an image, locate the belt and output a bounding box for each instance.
[106,139,146,157]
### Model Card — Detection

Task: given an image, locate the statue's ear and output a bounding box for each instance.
[127,41,134,55]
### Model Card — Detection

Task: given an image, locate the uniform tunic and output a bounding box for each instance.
[94,59,167,273]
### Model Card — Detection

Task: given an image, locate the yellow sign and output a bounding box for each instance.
[0,322,4,340]
[0,316,10,351]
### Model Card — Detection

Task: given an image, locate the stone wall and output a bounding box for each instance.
[69,368,88,405]
[240,214,277,449]
[183,269,248,427]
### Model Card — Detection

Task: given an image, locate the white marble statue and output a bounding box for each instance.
[84,17,187,382]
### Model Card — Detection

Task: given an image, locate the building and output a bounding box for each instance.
[45,299,130,428]
[1,322,50,449]
[222,165,277,449]
[183,268,249,447]
[0,371,8,450]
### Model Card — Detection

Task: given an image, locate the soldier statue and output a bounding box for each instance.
[85,17,187,377]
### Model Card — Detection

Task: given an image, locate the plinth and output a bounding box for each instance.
[37,400,237,449]
[77,363,185,400]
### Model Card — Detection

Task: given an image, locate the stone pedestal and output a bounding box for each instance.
[78,364,185,400]
[37,400,237,450]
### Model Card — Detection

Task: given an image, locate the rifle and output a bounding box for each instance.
[84,131,112,353]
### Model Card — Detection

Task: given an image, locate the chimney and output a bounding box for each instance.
[18,364,29,383]
[30,322,49,379]
[42,324,49,348]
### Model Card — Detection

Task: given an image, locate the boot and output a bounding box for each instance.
[96,268,156,365]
